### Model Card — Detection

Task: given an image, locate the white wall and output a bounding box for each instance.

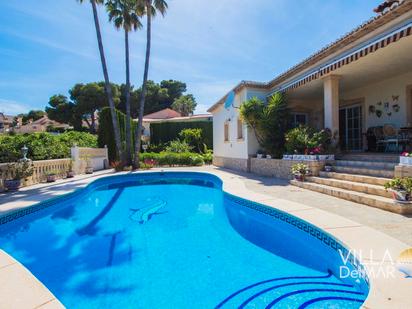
[212,88,265,159]
[342,71,412,129]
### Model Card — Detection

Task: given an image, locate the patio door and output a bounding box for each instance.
[339,105,363,151]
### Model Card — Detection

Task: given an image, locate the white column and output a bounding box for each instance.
[323,75,340,139]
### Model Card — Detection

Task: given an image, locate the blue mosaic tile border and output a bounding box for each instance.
[224,192,370,286]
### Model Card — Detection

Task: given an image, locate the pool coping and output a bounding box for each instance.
[0,168,411,308]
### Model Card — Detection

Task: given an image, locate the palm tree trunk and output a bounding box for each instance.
[134,1,152,168]
[124,29,132,165]
[91,0,123,162]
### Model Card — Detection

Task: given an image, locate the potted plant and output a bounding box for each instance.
[384,177,412,203]
[45,170,58,183]
[291,163,310,181]
[82,154,94,174]
[67,159,75,178]
[266,154,272,159]
[256,149,264,159]
[4,161,34,192]
[324,164,333,172]
[400,152,412,166]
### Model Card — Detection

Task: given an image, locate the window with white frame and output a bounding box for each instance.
[292,113,308,127]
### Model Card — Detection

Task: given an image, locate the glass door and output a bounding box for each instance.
[339,105,362,151]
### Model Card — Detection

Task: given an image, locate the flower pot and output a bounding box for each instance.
[257,154,263,159]
[67,171,75,178]
[294,174,305,181]
[46,175,57,183]
[85,167,94,174]
[324,165,333,172]
[266,155,272,159]
[400,156,412,166]
[4,179,22,192]
[391,190,410,203]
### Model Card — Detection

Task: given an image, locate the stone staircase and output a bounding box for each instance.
[291,154,412,215]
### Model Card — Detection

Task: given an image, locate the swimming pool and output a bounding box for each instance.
[0,172,369,308]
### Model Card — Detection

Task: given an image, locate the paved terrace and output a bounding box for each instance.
[0,166,411,308]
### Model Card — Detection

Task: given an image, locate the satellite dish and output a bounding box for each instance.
[224,91,235,109]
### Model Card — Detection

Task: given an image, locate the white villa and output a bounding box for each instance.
[208,1,412,173]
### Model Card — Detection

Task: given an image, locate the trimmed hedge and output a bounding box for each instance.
[98,107,137,162]
[150,121,213,149]
[140,152,205,166]
[0,131,97,163]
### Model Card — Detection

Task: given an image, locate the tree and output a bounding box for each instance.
[47,82,121,133]
[171,94,197,116]
[160,80,186,106]
[78,0,124,161]
[134,0,168,167]
[240,92,291,158]
[46,95,82,130]
[106,0,142,165]
[22,110,45,124]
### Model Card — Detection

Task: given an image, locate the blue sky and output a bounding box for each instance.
[0,0,379,115]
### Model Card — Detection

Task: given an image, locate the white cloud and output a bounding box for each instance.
[0,99,34,115]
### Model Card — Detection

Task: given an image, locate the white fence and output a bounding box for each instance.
[0,146,109,191]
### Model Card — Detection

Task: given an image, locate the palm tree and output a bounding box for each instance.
[78,0,124,162]
[134,0,168,168]
[106,0,142,165]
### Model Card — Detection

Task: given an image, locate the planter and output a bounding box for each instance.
[390,190,410,203]
[400,156,412,166]
[4,179,22,192]
[85,167,94,174]
[283,154,335,161]
[324,165,333,172]
[293,174,305,181]
[257,154,264,159]
[67,171,75,178]
[266,155,272,159]
[46,174,57,183]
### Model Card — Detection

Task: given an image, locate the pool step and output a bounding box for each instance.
[307,176,392,198]
[291,180,412,215]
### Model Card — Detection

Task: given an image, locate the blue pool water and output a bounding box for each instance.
[0,172,368,308]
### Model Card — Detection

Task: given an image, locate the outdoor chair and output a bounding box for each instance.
[382,124,401,152]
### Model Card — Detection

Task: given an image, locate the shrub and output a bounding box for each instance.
[291,163,310,175]
[98,107,137,162]
[240,93,290,158]
[0,132,97,163]
[150,121,213,149]
[384,177,412,193]
[165,140,193,153]
[139,152,204,166]
[285,126,331,155]
[179,128,203,153]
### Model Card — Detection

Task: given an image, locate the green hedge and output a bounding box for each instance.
[98,107,137,162]
[150,121,213,149]
[0,131,97,163]
[140,152,205,166]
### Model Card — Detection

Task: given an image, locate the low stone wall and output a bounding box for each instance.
[395,165,412,178]
[251,158,326,179]
[213,156,249,173]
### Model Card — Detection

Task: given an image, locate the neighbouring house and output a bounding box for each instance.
[0,113,20,133]
[208,1,412,172]
[141,108,212,140]
[14,115,71,134]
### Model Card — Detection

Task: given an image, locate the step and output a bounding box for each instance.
[332,166,394,178]
[291,180,412,215]
[319,171,390,186]
[307,176,392,198]
[336,154,399,163]
[334,160,396,170]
